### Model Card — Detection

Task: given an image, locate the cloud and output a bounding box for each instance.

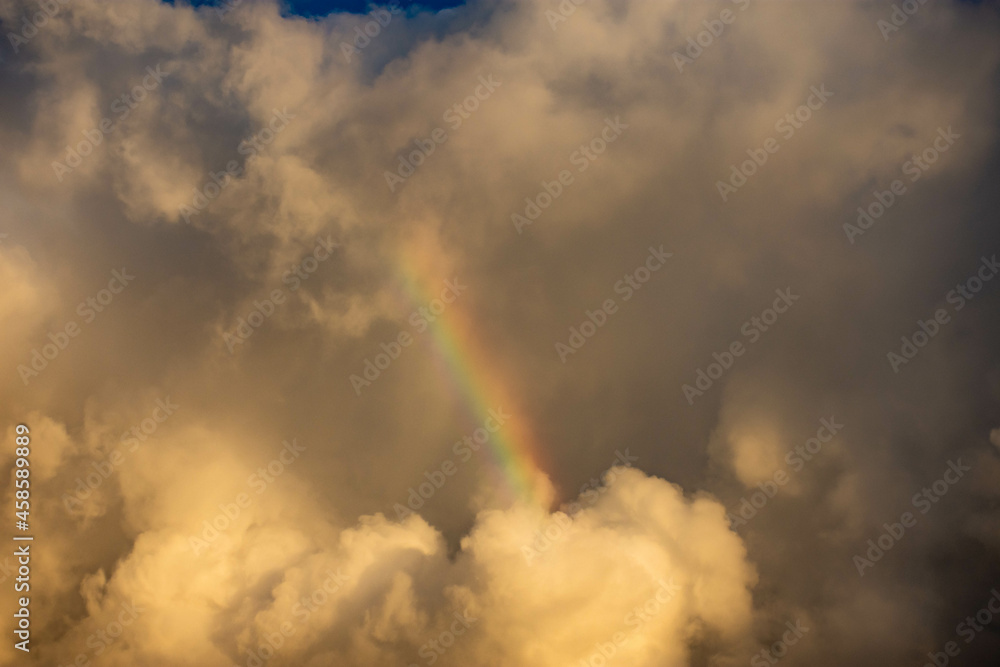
[24,428,754,667]
[2,0,1000,665]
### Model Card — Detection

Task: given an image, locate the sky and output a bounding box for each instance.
[1,0,1000,666]
[180,0,465,17]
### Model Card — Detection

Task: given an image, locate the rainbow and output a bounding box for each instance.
[396,253,550,508]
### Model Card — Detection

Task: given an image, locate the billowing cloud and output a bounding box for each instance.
[2,0,1000,665]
